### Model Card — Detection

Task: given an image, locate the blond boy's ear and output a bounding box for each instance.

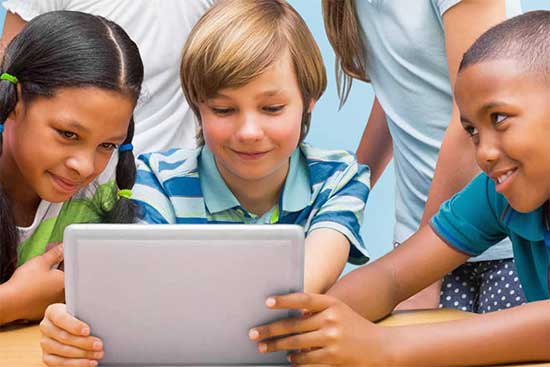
[307,99,316,113]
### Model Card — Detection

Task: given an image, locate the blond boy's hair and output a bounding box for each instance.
[180,0,327,145]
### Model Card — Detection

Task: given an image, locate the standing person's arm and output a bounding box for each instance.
[355,97,392,188]
[397,0,509,310]
[0,11,27,56]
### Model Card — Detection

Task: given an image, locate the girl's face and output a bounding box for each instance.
[3,87,134,203]
[198,52,314,189]
[455,59,550,212]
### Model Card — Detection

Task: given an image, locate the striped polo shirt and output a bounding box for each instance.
[132,143,371,265]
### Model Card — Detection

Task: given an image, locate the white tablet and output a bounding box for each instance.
[64,224,304,366]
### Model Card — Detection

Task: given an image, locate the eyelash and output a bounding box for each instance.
[56,129,118,151]
[100,143,118,151]
[57,129,78,140]
[491,113,508,124]
[210,105,286,115]
[464,125,478,137]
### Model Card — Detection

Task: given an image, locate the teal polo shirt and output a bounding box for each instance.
[431,173,550,302]
[199,146,311,224]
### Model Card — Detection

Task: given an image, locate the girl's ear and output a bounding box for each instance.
[7,84,23,121]
[307,99,316,113]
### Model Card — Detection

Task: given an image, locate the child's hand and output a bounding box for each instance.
[5,243,65,321]
[248,293,392,366]
[40,303,104,367]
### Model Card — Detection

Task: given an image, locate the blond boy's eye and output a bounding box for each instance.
[263,105,285,113]
[211,107,234,115]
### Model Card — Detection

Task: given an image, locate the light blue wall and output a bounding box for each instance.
[0,1,548,270]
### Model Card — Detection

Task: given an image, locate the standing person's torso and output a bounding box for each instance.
[2,0,215,154]
[356,0,521,261]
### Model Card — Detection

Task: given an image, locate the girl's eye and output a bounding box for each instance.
[57,129,77,140]
[492,113,508,124]
[100,143,117,151]
[211,107,234,115]
[263,105,285,113]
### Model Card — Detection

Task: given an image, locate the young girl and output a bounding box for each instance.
[250,11,550,366]
[322,0,525,311]
[39,1,370,365]
[0,11,143,325]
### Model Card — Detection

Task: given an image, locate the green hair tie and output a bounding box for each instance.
[117,189,133,199]
[0,73,18,84]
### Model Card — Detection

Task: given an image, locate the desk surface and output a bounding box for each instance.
[0,309,548,367]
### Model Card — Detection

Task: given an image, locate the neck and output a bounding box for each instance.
[0,150,41,227]
[219,163,289,217]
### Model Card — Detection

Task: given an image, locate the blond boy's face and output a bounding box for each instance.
[455,59,550,212]
[198,52,310,191]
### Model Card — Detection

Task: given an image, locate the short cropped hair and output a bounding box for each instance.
[460,10,550,80]
[180,0,327,144]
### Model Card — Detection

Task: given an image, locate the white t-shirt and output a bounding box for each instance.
[355,0,521,261]
[2,0,215,154]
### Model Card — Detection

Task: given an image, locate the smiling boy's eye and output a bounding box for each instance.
[57,129,78,140]
[263,105,285,113]
[463,125,478,137]
[492,113,508,124]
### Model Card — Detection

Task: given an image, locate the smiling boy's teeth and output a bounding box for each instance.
[496,170,514,184]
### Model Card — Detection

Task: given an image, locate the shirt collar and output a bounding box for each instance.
[199,145,311,215]
[500,203,546,242]
[199,145,240,214]
[280,147,311,213]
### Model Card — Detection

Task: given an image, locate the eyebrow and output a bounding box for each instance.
[460,100,512,124]
[58,119,127,142]
[212,89,285,100]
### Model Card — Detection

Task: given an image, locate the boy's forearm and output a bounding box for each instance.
[304,229,349,294]
[327,258,398,321]
[384,301,550,367]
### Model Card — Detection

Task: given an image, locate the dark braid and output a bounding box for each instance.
[104,117,138,223]
[0,11,143,282]
[0,72,21,282]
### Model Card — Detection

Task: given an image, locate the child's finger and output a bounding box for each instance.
[41,336,104,360]
[44,304,91,337]
[257,330,325,353]
[40,313,102,353]
[42,353,98,367]
[265,293,334,312]
[42,243,65,268]
[40,317,102,352]
[250,311,325,341]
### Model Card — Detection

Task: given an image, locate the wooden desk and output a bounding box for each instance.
[0,309,548,367]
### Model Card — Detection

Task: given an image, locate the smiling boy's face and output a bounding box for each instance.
[455,59,550,212]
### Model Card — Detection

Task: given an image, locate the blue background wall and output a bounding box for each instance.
[0,1,548,271]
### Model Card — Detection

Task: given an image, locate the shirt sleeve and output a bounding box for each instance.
[2,0,69,20]
[430,173,508,257]
[132,154,176,224]
[434,0,462,16]
[309,161,371,265]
